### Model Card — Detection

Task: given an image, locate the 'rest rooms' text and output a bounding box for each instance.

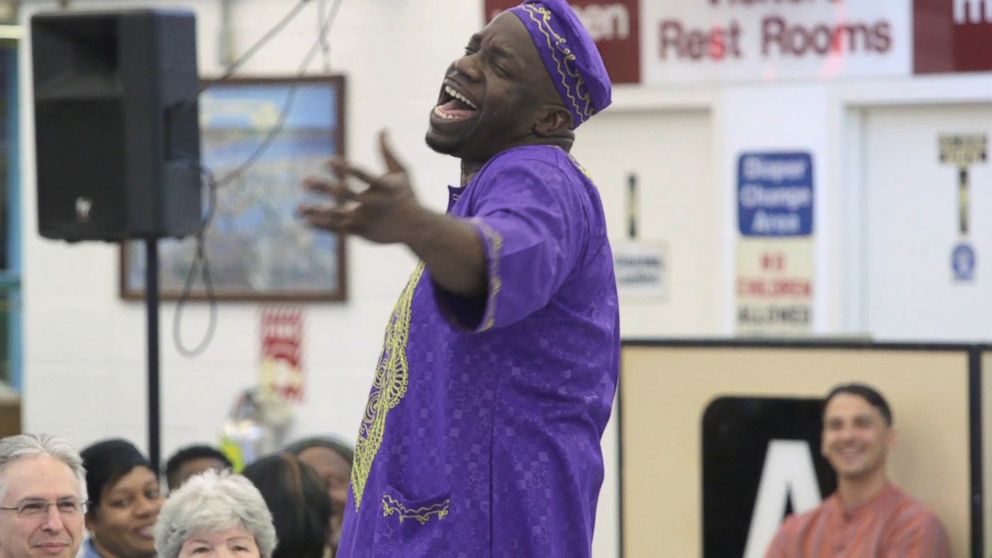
[659,0,891,61]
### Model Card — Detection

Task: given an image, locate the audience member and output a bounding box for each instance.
[155,469,276,558]
[79,439,163,558]
[765,383,951,557]
[242,453,332,558]
[284,435,352,552]
[164,444,233,491]
[0,433,87,558]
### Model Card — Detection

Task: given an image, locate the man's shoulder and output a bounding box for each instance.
[885,485,947,528]
[878,485,952,555]
[473,146,596,202]
[481,145,579,177]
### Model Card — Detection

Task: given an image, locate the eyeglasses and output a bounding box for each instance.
[0,499,89,518]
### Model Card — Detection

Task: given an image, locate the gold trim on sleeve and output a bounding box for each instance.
[467,219,503,332]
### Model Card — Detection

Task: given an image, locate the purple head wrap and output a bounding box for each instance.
[506,0,613,129]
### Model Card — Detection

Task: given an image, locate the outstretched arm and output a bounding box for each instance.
[297,130,487,297]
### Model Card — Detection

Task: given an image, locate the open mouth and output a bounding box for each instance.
[134,525,156,541]
[433,84,479,121]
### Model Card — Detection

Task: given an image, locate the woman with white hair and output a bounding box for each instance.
[154,469,277,558]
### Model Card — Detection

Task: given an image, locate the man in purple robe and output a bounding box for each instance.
[299,1,618,555]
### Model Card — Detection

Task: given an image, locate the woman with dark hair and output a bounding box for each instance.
[79,439,163,558]
[283,435,353,553]
[242,453,333,558]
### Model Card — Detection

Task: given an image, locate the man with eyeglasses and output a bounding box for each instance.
[0,433,87,558]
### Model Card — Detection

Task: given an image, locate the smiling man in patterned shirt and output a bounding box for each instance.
[765,384,950,558]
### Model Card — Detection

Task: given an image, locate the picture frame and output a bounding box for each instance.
[120,75,347,302]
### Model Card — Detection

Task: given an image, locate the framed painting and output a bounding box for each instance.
[120,75,347,302]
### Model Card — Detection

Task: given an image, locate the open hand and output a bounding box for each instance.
[298,130,425,244]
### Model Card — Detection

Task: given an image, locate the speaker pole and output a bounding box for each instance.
[145,239,161,471]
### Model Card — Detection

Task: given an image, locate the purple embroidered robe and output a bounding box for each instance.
[337,145,620,557]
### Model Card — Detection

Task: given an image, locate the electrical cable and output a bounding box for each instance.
[213,0,344,188]
[317,0,331,74]
[173,0,345,357]
[198,0,312,97]
[173,166,219,357]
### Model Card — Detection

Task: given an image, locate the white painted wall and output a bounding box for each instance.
[828,77,992,340]
[862,103,992,341]
[15,1,992,557]
[571,103,728,337]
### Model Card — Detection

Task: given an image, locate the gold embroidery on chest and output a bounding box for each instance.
[381,494,450,525]
[351,263,425,508]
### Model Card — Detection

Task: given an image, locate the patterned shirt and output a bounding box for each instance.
[336,145,620,558]
[765,483,951,558]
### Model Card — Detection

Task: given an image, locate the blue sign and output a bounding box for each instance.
[738,152,814,237]
[952,242,976,282]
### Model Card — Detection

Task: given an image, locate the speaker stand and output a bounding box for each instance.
[145,239,161,471]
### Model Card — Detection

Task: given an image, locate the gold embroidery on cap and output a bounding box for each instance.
[521,4,595,124]
[351,263,425,508]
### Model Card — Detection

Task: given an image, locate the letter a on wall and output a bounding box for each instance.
[702,396,835,557]
[742,440,822,558]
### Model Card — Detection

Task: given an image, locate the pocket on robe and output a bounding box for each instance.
[371,484,451,557]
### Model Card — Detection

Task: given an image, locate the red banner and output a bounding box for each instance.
[260,308,305,401]
[914,0,992,74]
[484,0,641,84]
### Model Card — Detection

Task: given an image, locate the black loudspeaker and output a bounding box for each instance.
[31,9,201,242]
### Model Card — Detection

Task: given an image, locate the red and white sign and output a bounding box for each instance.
[483,2,990,84]
[736,239,814,336]
[260,308,305,402]
[484,0,641,84]
[642,1,911,83]
[914,0,992,74]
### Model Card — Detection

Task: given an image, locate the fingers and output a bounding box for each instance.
[327,158,383,189]
[304,176,358,203]
[297,203,353,233]
[315,132,407,197]
[378,129,406,174]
